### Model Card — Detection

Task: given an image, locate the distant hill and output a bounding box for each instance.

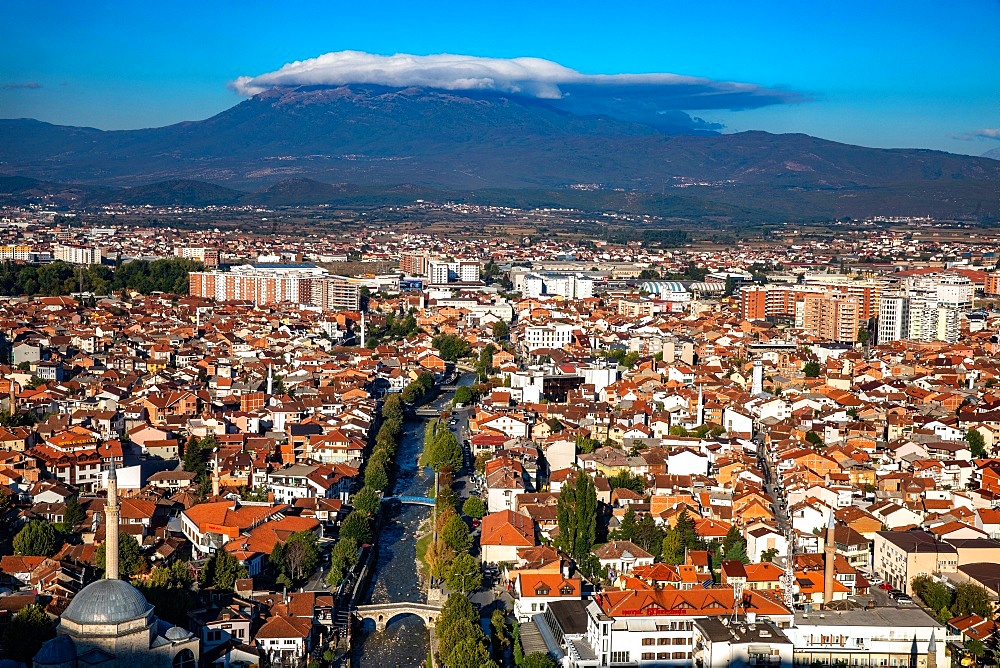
[984,147,1000,160]
[2,85,999,220]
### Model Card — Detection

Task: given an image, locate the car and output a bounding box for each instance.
[895,595,913,604]
[472,518,481,528]
[879,582,894,591]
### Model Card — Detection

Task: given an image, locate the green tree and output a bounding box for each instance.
[522,653,557,668]
[433,334,472,361]
[382,393,405,423]
[614,506,638,542]
[608,471,646,494]
[421,420,463,472]
[138,561,196,626]
[14,520,59,556]
[3,603,55,664]
[199,550,248,591]
[462,496,486,519]
[442,514,473,554]
[364,456,390,492]
[453,385,476,407]
[803,361,822,377]
[96,532,143,578]
[353,486,382,516]
[339,510,373,544]
[721,526,749,564]
[911,575,953,615]
[555,471,596,564]
[761,548,779,563]
[326,537,359,587]
[661,529,686,565]
[445,552,482,593]
[966,429,987,458]
[805,431,823,447]
[277,531,320,582]
[491,609,510,653]
[954,582,992,617]
[674,510,699,550]
[492,320,509,340]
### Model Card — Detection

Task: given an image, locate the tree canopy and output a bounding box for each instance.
[556,471,597,566]
[13,520,59,557]
[96,533,143,578]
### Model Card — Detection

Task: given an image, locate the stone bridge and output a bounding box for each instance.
[353,602,442,631]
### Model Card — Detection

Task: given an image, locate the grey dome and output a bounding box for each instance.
[62,579,152,625]
[32,635,75,665]
[165,626,191,641]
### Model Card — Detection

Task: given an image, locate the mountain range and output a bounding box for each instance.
[2,85,999,221]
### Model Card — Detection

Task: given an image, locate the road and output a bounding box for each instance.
[755,433,792,537]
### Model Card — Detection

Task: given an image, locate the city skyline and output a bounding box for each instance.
[1,0,998,156]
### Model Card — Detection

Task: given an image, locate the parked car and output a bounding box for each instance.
[879,582,894,591]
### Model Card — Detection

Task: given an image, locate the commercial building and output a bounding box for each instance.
[522,272,595,299]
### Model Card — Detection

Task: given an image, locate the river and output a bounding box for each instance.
[350,373,472,667]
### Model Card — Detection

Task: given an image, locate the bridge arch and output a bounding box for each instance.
[354,603,441,632]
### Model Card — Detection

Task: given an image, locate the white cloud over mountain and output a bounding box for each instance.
[231,50,801,113]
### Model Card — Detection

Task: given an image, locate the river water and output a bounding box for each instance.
[351,375,471,667]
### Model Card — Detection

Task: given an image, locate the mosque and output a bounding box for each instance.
[33,465,200,668]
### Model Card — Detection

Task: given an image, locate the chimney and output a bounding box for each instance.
[823,511,836,606]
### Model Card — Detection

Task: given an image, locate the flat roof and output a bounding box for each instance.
[876,530,957,553]
[796,607,941,628]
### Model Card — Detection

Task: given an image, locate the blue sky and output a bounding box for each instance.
[1,0,998,155]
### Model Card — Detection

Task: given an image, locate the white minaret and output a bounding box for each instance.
[267,364,273,395]
[105,462,120,580]
[212,449,221,498]
[696,384,704,427]
[360,311,366,348]
[752,359,764,395]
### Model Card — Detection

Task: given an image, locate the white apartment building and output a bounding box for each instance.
[523,323,577,351]
[522,272,595,299]
[54,244,102,265]
[877,274,972,345]
[428,259,480,284]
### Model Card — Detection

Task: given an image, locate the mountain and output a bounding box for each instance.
[984,147,1000,160]
[2,85,999,220]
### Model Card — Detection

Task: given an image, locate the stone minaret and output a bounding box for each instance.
[823,511,836,606]
[105,462,120,580]
[696,384,704,427]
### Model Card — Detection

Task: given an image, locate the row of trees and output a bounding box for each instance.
[435,594,498,667]
[0,257,202,297]
[911,575,992,624]
[327,394,406,587]
[611,507,748,569]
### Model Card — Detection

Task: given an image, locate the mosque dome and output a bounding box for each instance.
[61,579,152,625]
[165,626,192,642]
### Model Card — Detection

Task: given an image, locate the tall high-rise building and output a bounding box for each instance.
[801,292,860,342]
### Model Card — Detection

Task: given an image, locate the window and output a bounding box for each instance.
[658,638,670,645]
[642,653,655,661]
[658,653,670,660]
[642,638,655,646]
[673,652,687,660]
[611,651,630,663]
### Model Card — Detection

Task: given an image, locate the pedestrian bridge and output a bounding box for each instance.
[353,602,442,631]
[382,495,436,507]
[413,407,441,417]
